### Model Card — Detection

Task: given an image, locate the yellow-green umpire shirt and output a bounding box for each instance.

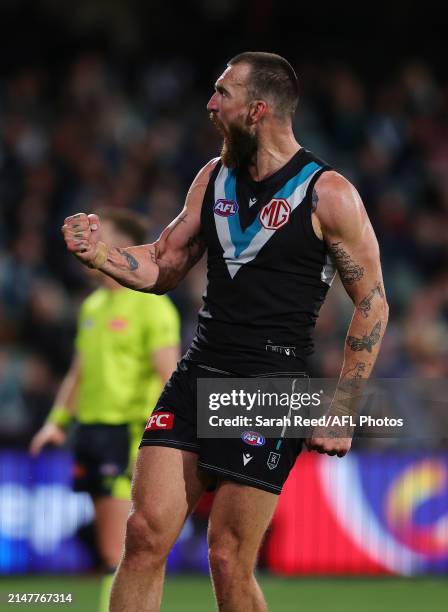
[75,287,180,425]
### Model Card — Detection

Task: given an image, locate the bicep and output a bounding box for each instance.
[156,206,205,267]
[316,173,385,305]
[327,223,383,305]
[150,206,205,294]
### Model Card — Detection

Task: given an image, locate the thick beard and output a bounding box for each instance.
[209,112,257,170]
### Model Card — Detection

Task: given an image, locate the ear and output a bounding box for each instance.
[247,100,268,125]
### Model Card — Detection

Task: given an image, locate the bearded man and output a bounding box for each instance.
[62,52,388,612]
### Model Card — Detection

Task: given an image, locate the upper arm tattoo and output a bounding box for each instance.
[328,241,364,285]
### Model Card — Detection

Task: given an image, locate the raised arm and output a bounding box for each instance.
[307,171,389,456]
[62,158,218,294]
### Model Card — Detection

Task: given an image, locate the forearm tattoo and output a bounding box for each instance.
[358,282,384,318]
[328,242,364,285]
[339,361,369,395]
[117,248,139,271]
[346,321,382,353]
[343,361,367,379]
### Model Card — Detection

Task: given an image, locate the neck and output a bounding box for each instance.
[247,122,300,181]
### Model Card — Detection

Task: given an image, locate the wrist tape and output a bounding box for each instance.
[88,241,109,269]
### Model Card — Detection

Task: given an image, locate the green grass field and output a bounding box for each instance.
[1,575,447,612]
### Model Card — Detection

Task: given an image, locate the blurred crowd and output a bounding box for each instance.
[1,54,447,446]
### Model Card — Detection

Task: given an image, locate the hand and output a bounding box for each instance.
[62,213,104,267]
[305,426,353,458]
[29,423,67,456]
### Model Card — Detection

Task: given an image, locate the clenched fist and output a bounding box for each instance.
[62,213,108,269]
[305,416,354,457]
[305,431,352,458]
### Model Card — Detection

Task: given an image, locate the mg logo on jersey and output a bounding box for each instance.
[259,199,291,230]
[214,199,239,217]
[145,412,174,431]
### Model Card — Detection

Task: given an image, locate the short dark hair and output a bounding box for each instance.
[100,208,148,246]
[228,51,299,120]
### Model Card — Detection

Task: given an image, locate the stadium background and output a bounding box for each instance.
[0,1,447,610]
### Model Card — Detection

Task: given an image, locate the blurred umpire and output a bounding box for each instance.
[30,208,180,612]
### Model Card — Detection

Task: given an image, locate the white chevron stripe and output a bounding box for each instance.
[321,253,337,286]
[213,165,234,263]
[214,166,322,279]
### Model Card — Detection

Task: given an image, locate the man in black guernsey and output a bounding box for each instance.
[63,52,389,612]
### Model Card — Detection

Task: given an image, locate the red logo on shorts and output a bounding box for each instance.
[259,199,291,230]
[145,412,174,430]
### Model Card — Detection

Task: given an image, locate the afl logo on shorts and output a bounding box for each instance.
[214,199,239,217]
[241,431,266,447]
[259,198,291,230]
[145,412,174,430]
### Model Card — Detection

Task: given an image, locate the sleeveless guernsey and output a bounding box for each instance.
[186,148,336,375]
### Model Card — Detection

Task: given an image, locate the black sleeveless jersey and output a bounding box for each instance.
[185,148,337,375]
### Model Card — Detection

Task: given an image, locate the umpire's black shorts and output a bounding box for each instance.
[70,421,143,499]
[140,359,304,495]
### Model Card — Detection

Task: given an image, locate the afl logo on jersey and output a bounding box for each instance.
[214,199,239,217]
[259,198,291,230]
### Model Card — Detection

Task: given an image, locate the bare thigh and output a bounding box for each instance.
[128,446,211,548]
[208,480,279,565]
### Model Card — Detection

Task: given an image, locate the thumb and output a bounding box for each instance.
[88,213,101,232]
[87,214,101,247]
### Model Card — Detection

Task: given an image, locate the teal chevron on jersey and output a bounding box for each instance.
[225,170,263,258]
[214,161,322,278]
[275,161,321,199]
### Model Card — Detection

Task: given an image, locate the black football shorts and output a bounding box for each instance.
[70,422,143,499]
[140,359,304,495]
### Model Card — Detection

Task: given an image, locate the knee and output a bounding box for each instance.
[209,544,234,580]
[124,509,170,564]
[208,533,251,582]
